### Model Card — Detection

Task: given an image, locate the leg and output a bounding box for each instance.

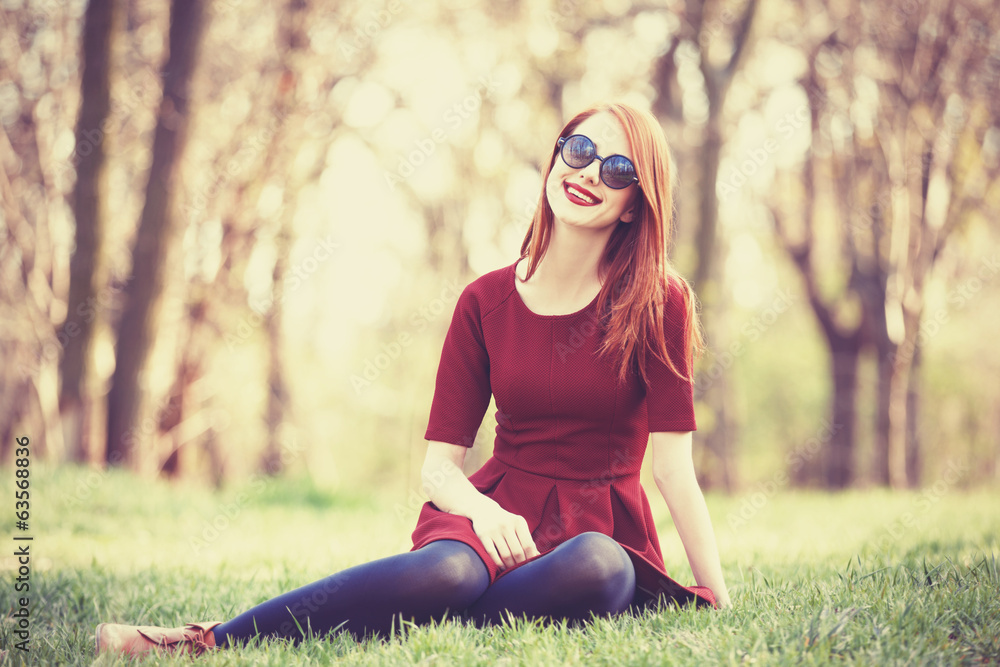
[213,540,489,645]
[466,532,636,626]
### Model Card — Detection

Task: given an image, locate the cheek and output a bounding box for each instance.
[545,169,564,202]
[547,161,567,185]
[605,190,633,216]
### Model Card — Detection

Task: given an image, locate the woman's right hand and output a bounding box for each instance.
[467,500,540,571]
[422,440,540,571]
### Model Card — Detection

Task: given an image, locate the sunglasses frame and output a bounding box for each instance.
[556,134,640,190]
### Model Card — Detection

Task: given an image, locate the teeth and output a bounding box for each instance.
[567,183,596,204]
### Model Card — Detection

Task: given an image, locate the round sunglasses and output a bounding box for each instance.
[556,134,639,190]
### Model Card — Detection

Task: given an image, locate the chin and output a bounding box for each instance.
[546,188,619,231]
[554,214,619,233]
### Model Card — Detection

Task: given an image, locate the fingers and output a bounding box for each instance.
[501,533,525,569]
[474,525,511,570]
[479,536,505,571]
[484,530,519,570]
[474,513,538,571]
[515,521,540,559]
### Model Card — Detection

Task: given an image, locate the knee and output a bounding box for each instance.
[564,533,635,611]
[423,542,490,607]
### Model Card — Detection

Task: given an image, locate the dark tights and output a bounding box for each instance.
[212,532,636,645]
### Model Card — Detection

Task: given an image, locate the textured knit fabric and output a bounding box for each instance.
[412,259,716,609]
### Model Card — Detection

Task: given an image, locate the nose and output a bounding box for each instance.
[579,156,602,184]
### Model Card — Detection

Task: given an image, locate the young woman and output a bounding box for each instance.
[96,101,730,657]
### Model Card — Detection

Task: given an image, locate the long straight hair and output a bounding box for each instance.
[519,102,704,385]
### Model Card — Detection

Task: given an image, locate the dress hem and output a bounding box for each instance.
[410,505,716,611]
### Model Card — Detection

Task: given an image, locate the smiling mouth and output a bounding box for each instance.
[564,182,601,206]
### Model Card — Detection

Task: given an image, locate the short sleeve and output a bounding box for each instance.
[424,284,492,447]
[645,279,697,433]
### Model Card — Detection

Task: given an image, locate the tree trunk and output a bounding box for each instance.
[158,296,208,478]
[691,115,735,490]
[255,0,310,476]
[61,0,116,464]
[905,341,922,487]
[873,342,894,485]
[692,115,722,296]
[886,297,923,489]
[106,0,206,467]
[260,225,291,474]
[862,206,893,487]
[681,0,758,491]
[827,336,861,488]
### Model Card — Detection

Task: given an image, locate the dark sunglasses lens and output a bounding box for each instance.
[602,155,636,189]
[562,136,595,168]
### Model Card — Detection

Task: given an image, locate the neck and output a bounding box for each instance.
[532,221,614,287]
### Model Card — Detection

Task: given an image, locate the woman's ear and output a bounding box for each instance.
[620,208,634,223]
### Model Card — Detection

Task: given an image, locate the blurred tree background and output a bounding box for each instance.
[1,0,998,498]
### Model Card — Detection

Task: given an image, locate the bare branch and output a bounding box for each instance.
[722,0,760,81]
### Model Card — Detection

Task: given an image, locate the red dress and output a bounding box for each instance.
[410,260,716,609]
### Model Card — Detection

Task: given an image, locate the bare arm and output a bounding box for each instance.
[421,440,539,570]
[650,431,731,608]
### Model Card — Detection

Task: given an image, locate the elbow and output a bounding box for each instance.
[653,472,676,497]
[653,464,699,494]
[652,461,678,488]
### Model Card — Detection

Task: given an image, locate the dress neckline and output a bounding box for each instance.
[509,259,601,319]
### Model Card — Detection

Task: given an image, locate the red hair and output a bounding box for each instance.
[519,102,704,385]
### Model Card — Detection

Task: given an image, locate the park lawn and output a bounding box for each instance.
[1,464,998,666]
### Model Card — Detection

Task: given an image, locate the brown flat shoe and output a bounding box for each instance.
[95,621,222,657]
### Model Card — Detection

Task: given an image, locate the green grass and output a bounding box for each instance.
[1,465,998,665]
